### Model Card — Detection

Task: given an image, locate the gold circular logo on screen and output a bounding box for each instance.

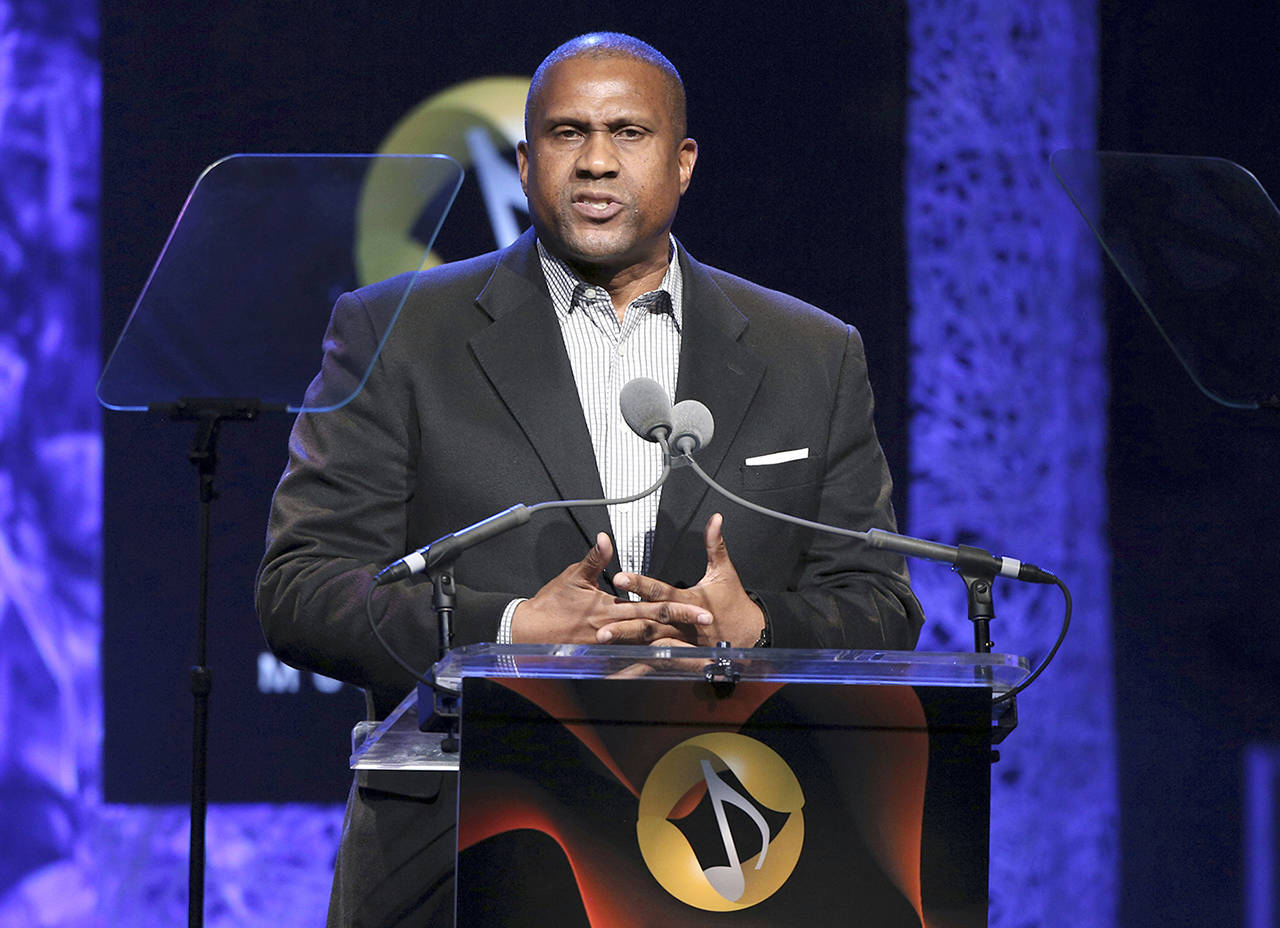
[357,75,530,285]
[637,733,805,911]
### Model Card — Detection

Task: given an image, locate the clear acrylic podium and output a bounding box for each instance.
[352,644,1029,926]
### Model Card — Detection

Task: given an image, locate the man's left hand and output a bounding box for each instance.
[609,513,765,648]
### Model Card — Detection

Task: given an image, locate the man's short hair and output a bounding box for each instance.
[524,32,688,141]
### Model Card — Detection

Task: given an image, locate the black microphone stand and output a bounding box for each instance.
[160,398,262,928]
[948,546,1014,749]
[952,546,1002,654]
[424,563,460,752]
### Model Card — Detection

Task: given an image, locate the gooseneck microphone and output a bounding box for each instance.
[374,379,676,585]
[374,504,535,584]
[670,399,714,455]
[864,529,1056,584]
[642,394,1070,702]
[623,396,1055,586]
[620,377,674,442]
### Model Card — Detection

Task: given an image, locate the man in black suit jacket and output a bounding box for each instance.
[257,31,922,926]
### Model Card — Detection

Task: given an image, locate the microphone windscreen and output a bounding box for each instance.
[670,399,714,454]
[620,377,673,442]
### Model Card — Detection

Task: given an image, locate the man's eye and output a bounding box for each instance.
[616,128,644,140]
[554,128,582,141]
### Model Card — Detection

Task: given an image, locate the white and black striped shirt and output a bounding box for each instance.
[497,238,683,642]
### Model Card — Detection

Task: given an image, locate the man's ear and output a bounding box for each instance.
[516,140,530,195]
[677,138,698,195]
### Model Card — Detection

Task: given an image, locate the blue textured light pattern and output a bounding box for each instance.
[0,1,103,922]
[1245,743,1280,928]
[0,5,344,925]
[906,2,1116,926]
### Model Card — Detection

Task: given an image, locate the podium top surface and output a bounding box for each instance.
[352,646,1029,772]
[433,644,1030,691]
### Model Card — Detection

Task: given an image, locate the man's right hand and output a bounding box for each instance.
[510,533,715,645]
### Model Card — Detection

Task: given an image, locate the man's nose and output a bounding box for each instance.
[576,131,620,177]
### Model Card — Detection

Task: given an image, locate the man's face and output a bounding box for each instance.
[518,55,697,276]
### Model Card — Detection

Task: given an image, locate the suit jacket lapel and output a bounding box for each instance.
[468,231,616,564]
[650,248,765,575]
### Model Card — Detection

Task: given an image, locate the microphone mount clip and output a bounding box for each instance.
[703,641,742,695]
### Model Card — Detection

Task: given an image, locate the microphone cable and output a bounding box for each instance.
[678,453,1073,705]
[364,444,674,694]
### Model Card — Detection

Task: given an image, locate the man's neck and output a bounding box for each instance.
[560,249,673,323]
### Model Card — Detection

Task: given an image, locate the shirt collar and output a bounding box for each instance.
[536,236,684,330]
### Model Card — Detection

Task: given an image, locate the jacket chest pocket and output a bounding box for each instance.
[740,454,821,491]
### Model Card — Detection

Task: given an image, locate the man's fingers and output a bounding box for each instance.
[704,512,730,566]
[595,601,713,643]
[597,619,683,644]
[576,532,614,580]
[628,599,712,627]
[614,570,673,602]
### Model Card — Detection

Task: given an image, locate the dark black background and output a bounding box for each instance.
[1100,3,1280,926]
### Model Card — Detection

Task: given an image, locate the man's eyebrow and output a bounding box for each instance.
[541,112,656,130]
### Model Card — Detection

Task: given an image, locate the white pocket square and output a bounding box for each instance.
[744,447,809,466]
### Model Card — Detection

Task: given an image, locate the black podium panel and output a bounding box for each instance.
[456,676,991,927]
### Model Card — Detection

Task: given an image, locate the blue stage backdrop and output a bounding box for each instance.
[0,1,1130,925]
[905,3,1115,926]
[0,0,104,921]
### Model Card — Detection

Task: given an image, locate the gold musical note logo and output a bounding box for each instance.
[637,733,805,911]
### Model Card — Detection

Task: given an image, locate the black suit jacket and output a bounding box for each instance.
[257,228,922,719]
[255,229,923,924]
